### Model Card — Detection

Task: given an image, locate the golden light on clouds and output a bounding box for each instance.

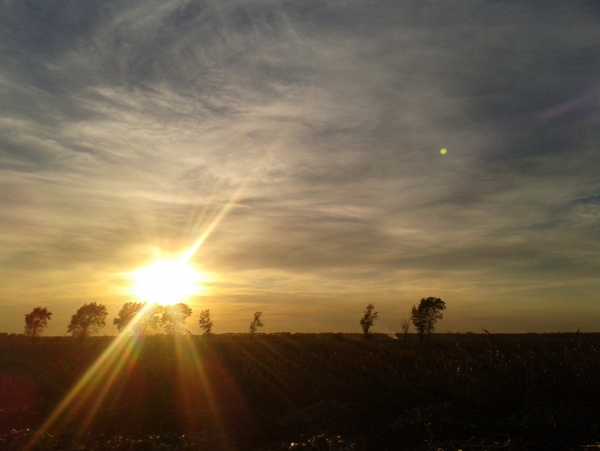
[0,1,598,335]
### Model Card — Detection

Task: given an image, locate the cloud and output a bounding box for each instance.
[1,1,599,334]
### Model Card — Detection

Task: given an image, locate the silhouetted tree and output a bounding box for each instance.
[24,307,52,338]
[67,302,108,338]
[359,303,378,336]
[249,311,263,341]
[198,309,213,340]
[113,301,146,333]
[160,303,192,334]
[411,297,446,342]
[401,317,411,343]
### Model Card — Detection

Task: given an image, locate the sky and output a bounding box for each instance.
[1,0,599,336]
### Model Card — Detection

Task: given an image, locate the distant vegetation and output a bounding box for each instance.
[67,302,108,338]
[23,307,52,338]
[411,297,446,342]
[10,298,597,449]
[1,332,599,450]
[198,309,213,340]
[359,303,378,336]
[21,296,446,340]
[248,311,264,341]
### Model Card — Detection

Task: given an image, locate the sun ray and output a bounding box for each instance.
[22,304,156,450]
[124,186,244,306]
[172,335,234,447]
[26,187,250,449]
[182,186,244,263]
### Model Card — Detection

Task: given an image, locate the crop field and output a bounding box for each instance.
[0,333,599,450]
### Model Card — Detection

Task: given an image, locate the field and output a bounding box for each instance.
[0,332,599,450]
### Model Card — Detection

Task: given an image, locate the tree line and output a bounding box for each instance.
[22,302,265,340]
[358,297,446,341]
[21,297,445,341]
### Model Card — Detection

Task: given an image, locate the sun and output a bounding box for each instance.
[130,258,203,305]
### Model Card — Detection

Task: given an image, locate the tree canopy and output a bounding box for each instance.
[67,302,108,338]
[112,302,192,335]
[359,303,378,336]
[113,301,146,333]
[160,303,192,334]
[198,309,213,338]
[249,311,264,340]
[24,307,52,337]
[411,297,446,341]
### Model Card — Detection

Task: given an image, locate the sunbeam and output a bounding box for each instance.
[22,304,154,450]
[182,186,245,263]
[172,336,234,448]
[23,186,249,449]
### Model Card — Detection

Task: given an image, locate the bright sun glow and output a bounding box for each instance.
[131,258,203,305]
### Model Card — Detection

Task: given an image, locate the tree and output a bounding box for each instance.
[160,302,192,334]
[67,302,108,338]
[198,309,213,340]
[359,303,378,336]
[249,311,264,341]
[400,317,411,343]
[113,301,146,333]
[24,307,52,338]
[113,303,192,335]
[141,304,166,334]
[411,297,446,342]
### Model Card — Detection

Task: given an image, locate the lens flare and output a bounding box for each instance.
[127,186,244,305]
[25,187,248,449]
[22,305,151,450]
[131,258,202,305]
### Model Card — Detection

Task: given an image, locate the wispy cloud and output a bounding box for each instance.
[1,1,599,334]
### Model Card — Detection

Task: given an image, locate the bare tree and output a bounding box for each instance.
[411,297,446,342]
[67,302,108,338]
[249,311,264,341]
[359,303,378,337]
[400,317,411,343]
[24,307,52,338]
[198,309,213,340]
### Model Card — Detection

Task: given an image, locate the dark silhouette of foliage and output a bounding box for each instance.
[249,311,264,341]
[198,309,213,339]
[24,307,52,338]
[411,297,446,341]
[67,302,108,338]
[359,303,378,336]
[113,301,146,333]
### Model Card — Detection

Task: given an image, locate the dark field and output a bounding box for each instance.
[1,333,599,450]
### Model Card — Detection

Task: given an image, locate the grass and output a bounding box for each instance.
[0,332,599,450]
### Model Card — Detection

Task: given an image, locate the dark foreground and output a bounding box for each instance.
[1,333,599,450]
